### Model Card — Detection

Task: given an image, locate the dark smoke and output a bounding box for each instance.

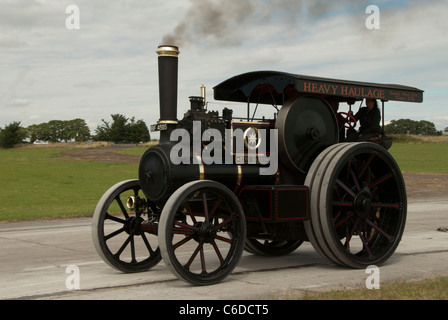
[161,0,360,47]
[162,0,254,47]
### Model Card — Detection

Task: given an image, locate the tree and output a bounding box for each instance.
[93,119,111,141]
[65,119,91,142]
[25,119,91,143]
[127,118,150,143]
[0,122,27,148]
[93,114,150,143]
[385,119,441,136]
[109,114,129,143]
[26,124,40,143]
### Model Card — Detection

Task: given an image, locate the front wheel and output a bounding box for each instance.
[159,180,246,285]
[92,179,161,273]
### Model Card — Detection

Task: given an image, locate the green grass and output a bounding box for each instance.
[1,136,447,222]
[284,276,448,300]
[389,143,448,174]
[0,147,137,221]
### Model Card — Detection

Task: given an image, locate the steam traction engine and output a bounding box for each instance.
[92,45,424,285]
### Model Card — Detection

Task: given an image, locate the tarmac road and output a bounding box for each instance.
[0,197,447,300]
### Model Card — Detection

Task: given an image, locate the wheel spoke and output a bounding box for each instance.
[332,201,353,208]
[369,172,393,189]
[372,202,400,209]
[216,235,233,244]
[130,236,137,264]
[336,179,356,198]
[185,242,204,270]
[184,201,197,224]
[106,213,126,224]
[216,217,233,229]
[211,240,225,264]
[199,246,206,274]
[344,217,359,249]
[356,226,373,258]
[115,234,132,258]
[105,227,125,241]
[334,212,355,228]
[173,222,198,235]
[202,192,209,221]
[357,154,376,181]
[350,170,361,192]
[209,199,222,220]
[115,196,130,219]
[366,219,393,241]
[174,235,194,250]
[141,233,156,256]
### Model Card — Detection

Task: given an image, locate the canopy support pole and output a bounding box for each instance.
[381,100,386,138]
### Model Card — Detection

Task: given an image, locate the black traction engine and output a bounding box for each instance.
[92,45,423,285]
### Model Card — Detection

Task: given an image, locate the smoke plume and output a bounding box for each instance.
[162,0,254,47]
[161,0,360,47]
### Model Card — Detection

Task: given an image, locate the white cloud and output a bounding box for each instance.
[7,98,30,107]
[0,0,447,134]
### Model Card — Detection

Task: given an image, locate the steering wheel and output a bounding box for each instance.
[337,112,357,129]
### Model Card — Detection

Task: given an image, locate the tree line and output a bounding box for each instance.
[384,119,442,136]
[0,114,151,148]
[1,116,443,149]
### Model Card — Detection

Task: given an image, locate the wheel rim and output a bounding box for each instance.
[92,180,161,273]
[306,143,407,268]
[159,180,246,285]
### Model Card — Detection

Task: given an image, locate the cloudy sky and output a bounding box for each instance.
[1,0,447,137]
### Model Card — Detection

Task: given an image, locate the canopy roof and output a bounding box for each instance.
[213,71,424,105]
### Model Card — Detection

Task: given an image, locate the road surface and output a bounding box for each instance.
[0,197,447,300]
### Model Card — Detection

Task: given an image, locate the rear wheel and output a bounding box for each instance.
[159,180,246,285]
[305,143,407,268]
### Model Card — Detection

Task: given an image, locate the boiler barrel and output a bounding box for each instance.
[139,145,276,203]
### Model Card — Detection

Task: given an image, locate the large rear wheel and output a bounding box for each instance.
[305,143,407,268]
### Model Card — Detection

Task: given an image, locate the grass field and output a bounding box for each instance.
[0,135,447,222]
[0,146,138,221]
[388,135,448,174]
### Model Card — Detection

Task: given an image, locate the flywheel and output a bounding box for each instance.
[276,96,339,173]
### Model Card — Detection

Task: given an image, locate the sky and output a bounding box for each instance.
[1,0,447,138]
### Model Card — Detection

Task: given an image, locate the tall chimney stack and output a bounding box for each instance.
[156,45,180,143]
